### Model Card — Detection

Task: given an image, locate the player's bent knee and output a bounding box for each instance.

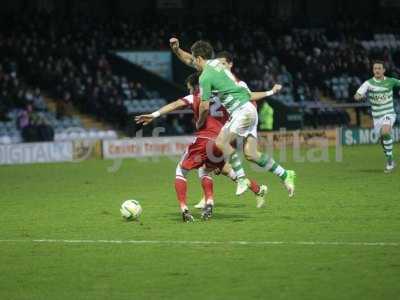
[176,163,189,178]
[198,166,211,178]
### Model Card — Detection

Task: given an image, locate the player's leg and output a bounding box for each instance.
[198,166,214,206]
[244,135,296,197]
[175,140,206,222]
[175,162,194,222]
[178,138,212,217]
[197,166,214,220]
[379,115,396,173]
[381,125,393,164]
[215,126,249,195]
[194,166,216,209]
[221,163,268,208]
[212,136,264,198]
[195,163,267,209]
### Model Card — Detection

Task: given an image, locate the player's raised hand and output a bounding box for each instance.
[135,114,154,126]
[169,37,180,51]
[272,84,283,94]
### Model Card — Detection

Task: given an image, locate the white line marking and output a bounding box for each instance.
[0,239,398,246]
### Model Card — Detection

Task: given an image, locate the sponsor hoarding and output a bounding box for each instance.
[103,136,194,159]
[0,142,73,165]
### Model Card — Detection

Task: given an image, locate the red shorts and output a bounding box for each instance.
[180,137,225,171]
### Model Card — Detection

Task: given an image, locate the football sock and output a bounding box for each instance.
[382,134,393,161]
[175,177,188,212]
[249,179,261,194]
[201,175,214,206]
[229,151,246,178]
[175,164,189,211]
[256,153,288,180]
[227,169,238,181]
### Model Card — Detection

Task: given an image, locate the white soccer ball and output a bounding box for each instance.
[120,200,142,220]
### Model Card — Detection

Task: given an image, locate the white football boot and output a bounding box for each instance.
[255,185,268,208]
[384,160,395,173]
[236,177,250,196]
[194,197,205,209]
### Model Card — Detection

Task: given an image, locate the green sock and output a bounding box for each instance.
[229,152,245,178]
[256,153,288,180]
[382,134,393,162]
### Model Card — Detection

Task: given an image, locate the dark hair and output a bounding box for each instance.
[191,40,213,60]
[216,51,234,63]
[185,72,200,88]
[372,60,385,68]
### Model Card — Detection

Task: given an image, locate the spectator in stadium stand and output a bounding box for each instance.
[56,91,74,119]
[19,104,34,142]
[259,101,274,131]
[135,82,148,99]
[34,115,54,142]
[3,15,400,134]
[32,88,46,111]
[0,90,11,121]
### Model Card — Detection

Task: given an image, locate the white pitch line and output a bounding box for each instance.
[0,239,398,247]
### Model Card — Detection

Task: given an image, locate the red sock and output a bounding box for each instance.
[201,176,214,205]
[175,176,188,211]
[249,179,260,195]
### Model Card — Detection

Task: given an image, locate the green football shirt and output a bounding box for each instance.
[199,59,250,114]
[357,77,400,119]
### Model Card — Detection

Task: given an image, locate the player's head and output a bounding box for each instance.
[372,60,385,79]
[191,40,213,71]
[216,51,234,70]
[185,72,200,94]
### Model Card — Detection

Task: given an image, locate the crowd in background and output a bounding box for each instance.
[1,14,400,139]
[0,15,159,131]
[0,57,54,142]
[177,16,400,102]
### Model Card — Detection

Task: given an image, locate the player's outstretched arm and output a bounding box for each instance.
[135,99,187,125]
[251,84,282,101]
[169,37,195,68]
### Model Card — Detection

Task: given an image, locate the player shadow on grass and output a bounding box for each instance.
[357,168,387,174]
[166,211,251,222]
[211,213,251,221]
[210,202,246,208]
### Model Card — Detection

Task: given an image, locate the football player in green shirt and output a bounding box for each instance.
[188,40,296,199]
[354,60,400,173]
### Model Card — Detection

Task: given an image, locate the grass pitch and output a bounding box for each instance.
[0,145,399,300]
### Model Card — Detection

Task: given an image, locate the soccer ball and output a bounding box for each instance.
[120,200,142,220]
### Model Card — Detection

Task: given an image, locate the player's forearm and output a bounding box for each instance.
[153,100,186,116]
[251,90,275,101]
[173,48,194,68]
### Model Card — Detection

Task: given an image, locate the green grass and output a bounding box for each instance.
[0,145,399,300]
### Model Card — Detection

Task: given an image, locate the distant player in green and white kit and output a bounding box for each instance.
[190,40,296,197]
[354,60,400,173]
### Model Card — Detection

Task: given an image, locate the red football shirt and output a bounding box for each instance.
[181,90,229,139]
